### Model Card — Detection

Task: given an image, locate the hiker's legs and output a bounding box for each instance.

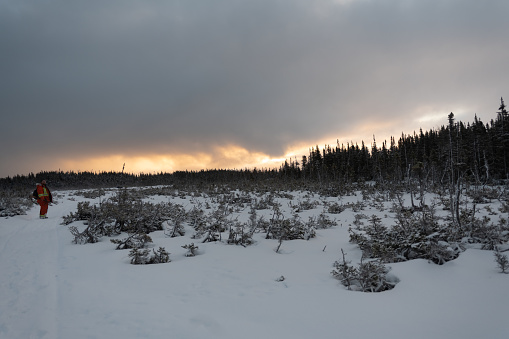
[39,200,48,217]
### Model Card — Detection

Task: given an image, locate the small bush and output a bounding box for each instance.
[129,247,170,265]
[110,233,152,250]
[69,225,99,244]
[182,243,199,257]
[227,223,254,246]
[332,249,397,292]
[494,250,509,273]
[150,247,171,264]
[326,202,346,214]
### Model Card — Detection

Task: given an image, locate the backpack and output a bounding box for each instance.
[33,189,38,199]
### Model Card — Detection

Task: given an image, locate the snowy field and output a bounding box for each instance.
[1,187,508,339]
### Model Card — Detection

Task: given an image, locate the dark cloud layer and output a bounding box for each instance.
[1,0,508,177]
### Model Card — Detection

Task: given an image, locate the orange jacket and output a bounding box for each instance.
[37,184,52,202]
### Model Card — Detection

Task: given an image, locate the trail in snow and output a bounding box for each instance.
[0,208,61,339]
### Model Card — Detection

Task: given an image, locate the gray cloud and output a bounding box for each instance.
[1,0,508,177]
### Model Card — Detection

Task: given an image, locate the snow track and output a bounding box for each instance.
[0,208,62,339]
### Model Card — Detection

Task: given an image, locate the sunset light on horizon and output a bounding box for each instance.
[14,110,455,177]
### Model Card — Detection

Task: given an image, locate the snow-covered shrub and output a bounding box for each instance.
[251,193,280,210]
[182,243,199,257]
[227,222,254,246]
[188,205,206,228]
[198,203,232,243]
[110,233,153,250]
[352,213,367,227]
[349,215,398,263]
[421,240,461,265]
[62,201,96,224]
[202,229,221,243]
[73,189,106,199]
[150,247,171,264]
[303,221,316,240]
[349,209,462,265]
[326,201,346,214]
[319,184,344,197]
[116,200,171,234]
[266,207,305,241]
[346,201,366,212]
[332,250,396,292]
[65,189,174,243]
[494,250,509,273]
[331,249,358,290]
[215,191,251,208]
[246,206,260,233]
[251,210,267,228]
[289,198,319,212]
[355,258,396,292]
[129,247,170,265]
[499,200,509,214]
[466,186,504,203]
[69,225,99,244]
[129,248,150,264]
[464,215,509,250]
[0,189,33,217]
[165,204,187,237]
[314,212,337,229]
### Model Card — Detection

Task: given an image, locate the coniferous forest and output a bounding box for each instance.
[1,98,507,192]
[284,98,509,185]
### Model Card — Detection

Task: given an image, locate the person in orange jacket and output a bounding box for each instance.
[36,180,52,219]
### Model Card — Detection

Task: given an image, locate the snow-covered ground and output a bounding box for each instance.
[0,188,508,339]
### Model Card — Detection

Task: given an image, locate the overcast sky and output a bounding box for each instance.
[1,0,508,178]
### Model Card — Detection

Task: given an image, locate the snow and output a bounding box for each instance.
[1,188,508,339]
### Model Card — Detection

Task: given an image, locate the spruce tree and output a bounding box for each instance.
[496,97,508,179]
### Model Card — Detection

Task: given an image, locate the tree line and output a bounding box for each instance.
[282,98,509,186]
[1,98,508,191]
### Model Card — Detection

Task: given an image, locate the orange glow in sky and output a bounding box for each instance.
[49,111,454,176]
[55,146,294,175]
[8,109,462,179]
